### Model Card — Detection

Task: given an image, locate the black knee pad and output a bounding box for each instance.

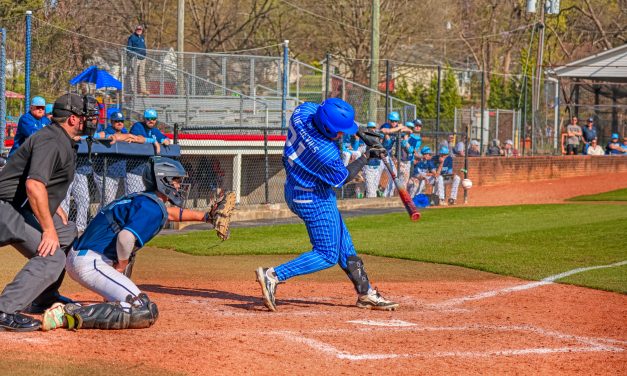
[342,256,370,295]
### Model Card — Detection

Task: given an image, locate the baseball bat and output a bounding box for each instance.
[381,156,421,221]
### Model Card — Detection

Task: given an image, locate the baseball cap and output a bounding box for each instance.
[611,133,619,139]
[587,117,594,122]
[366,121,376,128]
[31,96,46,107]
[52,93,85,117]
[413,118,423,126]
[439,146,449,155]
[505,139,513,145]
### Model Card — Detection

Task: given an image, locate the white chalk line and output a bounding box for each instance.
[273,322,625,361]
[437,260,627,307]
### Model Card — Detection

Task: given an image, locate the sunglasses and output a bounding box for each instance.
[145,118,157,121]
[113,120,124,123]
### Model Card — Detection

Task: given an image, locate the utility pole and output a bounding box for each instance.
[532,1,546,155]
[177,0,185,96]
[369,0,380,122]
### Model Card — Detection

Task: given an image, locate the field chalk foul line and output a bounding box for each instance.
[273,323,624,361]
[437,260,627,307]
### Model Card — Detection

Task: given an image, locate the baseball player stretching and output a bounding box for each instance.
[255,99,398,312]
[40,157,236,330]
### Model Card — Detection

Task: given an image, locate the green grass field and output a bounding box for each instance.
[150,203,627,293]
[567,188,627,202]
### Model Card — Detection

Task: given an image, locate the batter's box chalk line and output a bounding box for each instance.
[272,321,625,361]
[435,260,627,307]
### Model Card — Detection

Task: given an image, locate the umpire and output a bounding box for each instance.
[0,93,88,331]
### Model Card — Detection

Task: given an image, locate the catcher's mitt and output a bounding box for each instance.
[205,191,236,240]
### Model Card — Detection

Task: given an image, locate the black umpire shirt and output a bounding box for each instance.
[0,123,77,215]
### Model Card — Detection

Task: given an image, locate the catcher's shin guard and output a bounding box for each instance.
[63,294,158,330]
[342,256,370,295]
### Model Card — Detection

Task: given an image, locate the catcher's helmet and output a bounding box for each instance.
[313,98,358,139]
[388,111,400,122]
[142,156,189,207]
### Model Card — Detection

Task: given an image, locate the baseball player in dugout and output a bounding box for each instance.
[39,157,235,331]
[0,93,96,332]
[255,98,399,312]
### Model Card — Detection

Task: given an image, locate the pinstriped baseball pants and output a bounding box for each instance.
[274,186,358,282]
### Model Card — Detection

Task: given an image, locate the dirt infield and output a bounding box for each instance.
[0,174,626,375]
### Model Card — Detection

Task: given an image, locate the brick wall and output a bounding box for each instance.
[453,156,627,187]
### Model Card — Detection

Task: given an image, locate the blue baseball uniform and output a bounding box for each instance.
[273,102,361,282]
[435,154,461,203]
[8,112,50,157]
[66,192,167,303]
[128,122,171,193]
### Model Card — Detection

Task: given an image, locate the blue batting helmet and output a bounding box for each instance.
[420,146,432,154]
[144,109,158,120]
[367,121,377,128]
[439,146,450,155]
[313,98,357,139]
[405,121,415,128]
[110,111,125,122]
[388,111,400,122]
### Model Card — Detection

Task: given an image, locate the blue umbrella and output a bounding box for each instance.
[70,65,122,90]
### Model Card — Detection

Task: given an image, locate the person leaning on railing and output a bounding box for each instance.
[127,109,172,193]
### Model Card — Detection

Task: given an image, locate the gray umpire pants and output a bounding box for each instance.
[0,200,77,314]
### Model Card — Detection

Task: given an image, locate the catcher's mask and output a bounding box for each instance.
[142,156,190,207]
[82,95,100,137]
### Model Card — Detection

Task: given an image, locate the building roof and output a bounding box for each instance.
[553,44,627,83]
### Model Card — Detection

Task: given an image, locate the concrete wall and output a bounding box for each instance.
[454,156,627,187]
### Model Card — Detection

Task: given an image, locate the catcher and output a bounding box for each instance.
[41,156,235,330]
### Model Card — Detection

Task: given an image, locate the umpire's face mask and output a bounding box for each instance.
[82,95,99,137]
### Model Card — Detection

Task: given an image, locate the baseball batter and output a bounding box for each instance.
[41,157,236,330]
[255,99,398,312]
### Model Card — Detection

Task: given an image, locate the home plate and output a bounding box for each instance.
[347,319,416,327]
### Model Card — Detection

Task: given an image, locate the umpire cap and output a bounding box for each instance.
[53,93,85,118]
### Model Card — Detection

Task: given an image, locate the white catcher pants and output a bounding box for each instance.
[66,249,141,304]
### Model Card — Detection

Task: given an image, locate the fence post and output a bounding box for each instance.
[325,52,331,99]
[222,56,227,96]
[24,11,32,110]
[173,123,179,144]
[0,28,6,154]
[385,60,390,120]
[480,70,485,155]
[281,40,289,130]
[295,62,300,103]
[239,96,243,128]
[495,108,500,141]
[119,50,125,110]
[435,65,442,148]
[263,126,269,204]
[184,76,190,130]
[100,157,108,210]
[250,57,256,114]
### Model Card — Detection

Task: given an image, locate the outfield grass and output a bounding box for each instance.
[567,188,627,201]
[150,204,627,293]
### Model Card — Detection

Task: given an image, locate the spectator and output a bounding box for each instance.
[439,134,457,157]
[581,117,598,155]
[503,139,518,157]
[622,136,627,155]
[126,25,148,95]
[128,109,171,192]
[454,135,465,157]
[435,146,461,205]
[565,116,582,155]
[8,96,50,157]
[45,104,54,123]
[340,132,362,166]
[362,122,384,198]
[467,140,481,157]
[409,119,423,152]
[407,146,437,199]
[586,138,605,156]
[606,133,623,155]
[487,139,502,156]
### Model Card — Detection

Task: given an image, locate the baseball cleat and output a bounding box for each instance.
[255,267,278,312]
[41,303,67,331]
[448,198,456,205]
[356,289,399,311]
[0,312,41,332]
